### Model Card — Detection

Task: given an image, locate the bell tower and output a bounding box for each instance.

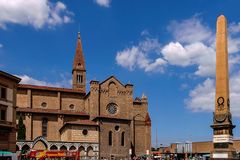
[211,15,236,159]
[72,32,86,92]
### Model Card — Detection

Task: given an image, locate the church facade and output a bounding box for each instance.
[16,32,151,159]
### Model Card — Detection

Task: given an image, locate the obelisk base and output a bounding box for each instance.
[211,125,237,159]
[211,149,237,159]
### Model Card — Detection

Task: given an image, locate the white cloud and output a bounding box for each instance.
[94,0,111,7]
[17,74,71,88]
[0,0,72,29]
[228,36,240,54]
[0,43,3,48]
[116,38,167,73]
[185,78,215,112]
[116,17,217,76]
[186,73,240,117]
[229,22,240,35]
[167,17,213,44]
[161,42,215,76]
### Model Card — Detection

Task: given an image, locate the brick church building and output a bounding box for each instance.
[16,32,151,159]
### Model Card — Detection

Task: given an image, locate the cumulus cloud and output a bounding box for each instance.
[162,42,215,76]
[17,74,71,88]
[229,22,240,35]
[186,73,240,117]
[116,38,167,73]
[167,17,213,44]
[116,16,240,77]
[94,0,111,7]
[115,15,240,117]
[185,78,215,112]
[0,0,73,29]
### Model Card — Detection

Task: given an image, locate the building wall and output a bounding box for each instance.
[61,125,98,143]
[16,76,151,158]
[0,73,20,152]
[99,78,132,120]
[99,120,131,158]
[170,141,240,154]
[61,93,85,112]
[94,77,151,158]
[32,91,58,109]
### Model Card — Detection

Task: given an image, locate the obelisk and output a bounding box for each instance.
[211,15,236,159]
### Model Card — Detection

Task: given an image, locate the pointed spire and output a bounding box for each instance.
[73,32,85,71]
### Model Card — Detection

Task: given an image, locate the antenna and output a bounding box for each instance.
[78,22,80,32]
[156,128,158,148]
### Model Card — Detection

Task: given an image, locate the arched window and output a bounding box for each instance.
[79,146,85,157]
[21,144,30,154]
[109,131,112,146]
[50,145,58,150]
[87,146,94,157]
[69,146,76,150]
[42,118,48,137]
[121,132,125,146]
[60,145,67,151]
[77,74,83,83]
[108,82,117,97]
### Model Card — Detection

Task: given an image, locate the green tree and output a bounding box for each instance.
[17,115,26,140]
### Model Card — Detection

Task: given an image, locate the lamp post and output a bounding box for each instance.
[132,113,144,158]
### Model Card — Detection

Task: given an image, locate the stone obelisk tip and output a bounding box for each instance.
[217,15,227,34]
[217,15,226,21]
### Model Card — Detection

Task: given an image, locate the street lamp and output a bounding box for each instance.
[132,113,145,158]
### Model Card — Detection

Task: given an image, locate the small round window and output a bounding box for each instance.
[41,102,47,108]
[69,104,75,110]
[115,125,120,131]
[82,129,88,136]
[107,103,118,115]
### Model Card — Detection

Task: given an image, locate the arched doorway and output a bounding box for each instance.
[21,144,30,154]
[60,145,67,151]
[69,146,76,151]
[50,145,58,150]
[16,145,20,151]
[32,140,47,150]
[87,146,94,157]
[78,146,85,157]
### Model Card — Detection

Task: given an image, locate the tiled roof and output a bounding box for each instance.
[18,84,85,94]
[65,120,98,126]
[16,107,89,116]
[59,120,98,132]
[0,70,21,83]
[93,115,131,121]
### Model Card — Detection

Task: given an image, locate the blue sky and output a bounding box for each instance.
[1,0,240,147]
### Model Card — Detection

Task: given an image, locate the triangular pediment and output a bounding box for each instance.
[100,75,125,88]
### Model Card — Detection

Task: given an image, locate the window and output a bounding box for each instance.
[80,75,83,83]
[0,87,6,99]
[77,74,83,83]
[0,109,6,121]
[0,105,7,121]
[107,103,118,115]
[109,131,112,146]
[121,132,125,146]
[69,104,75,110]
[115,125,120,131]
[42,118,48,137]
[82,129,88,136]
[41,102,47,108]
